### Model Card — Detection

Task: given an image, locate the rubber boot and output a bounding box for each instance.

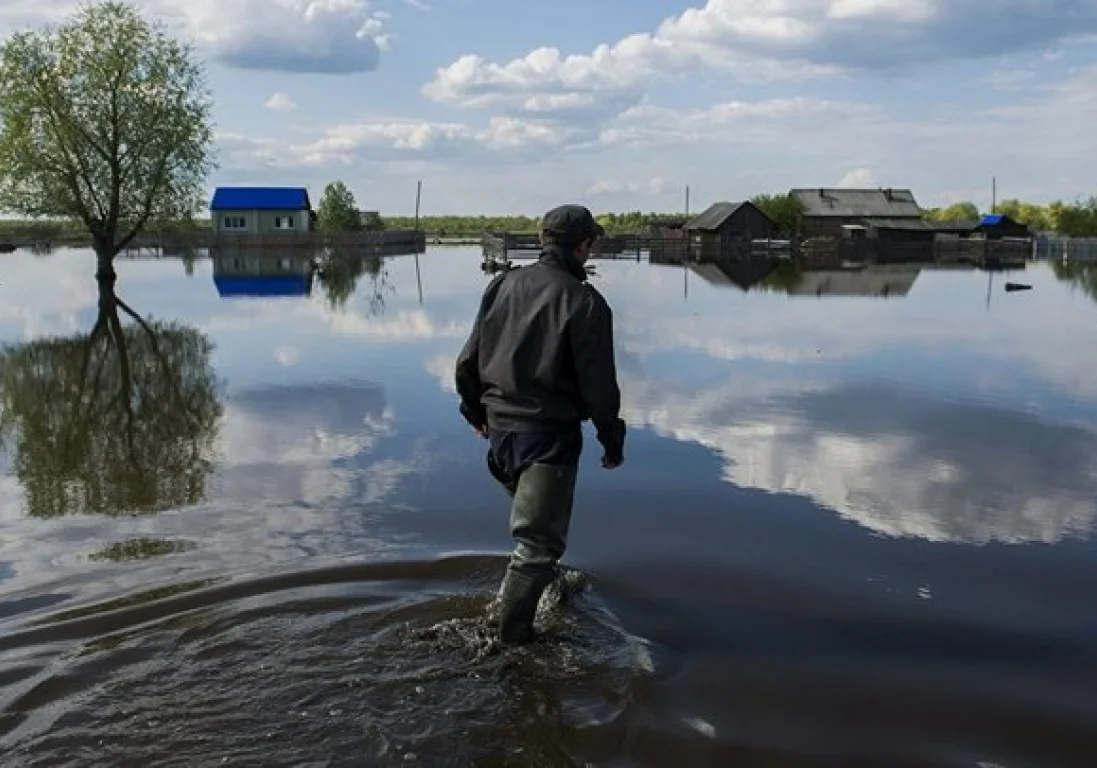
[497,462,577,645]
[497,568,553,645]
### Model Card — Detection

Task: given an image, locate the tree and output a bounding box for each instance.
[0,2,215,280]
[925,201,980,223]
[317,181,362,232]
[0,278,223,519]
[749,193,806,236]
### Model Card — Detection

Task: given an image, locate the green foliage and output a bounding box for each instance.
[383,212,689,237]
[924,202,980,223]
[922,197,1097,236]
[749,193,806,236]
[994,199,1052,232]
[1048,197,1097,237]
[0,1,215,262]
[317,181,362,232]
[0,280,222,519]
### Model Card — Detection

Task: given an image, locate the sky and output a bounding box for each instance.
[1,0,1096,215]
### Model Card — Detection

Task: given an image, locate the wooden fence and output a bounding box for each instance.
[2,228,428,254]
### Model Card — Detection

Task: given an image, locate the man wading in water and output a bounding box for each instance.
[455,204,627,645]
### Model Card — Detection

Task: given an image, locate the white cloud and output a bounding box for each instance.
[218,114,575,172]
[264,92,298,112]
[424,0,1097,120]
[587,177,669,197]
[837,168,875,187]
[0,0,391,74]
[601,97,878,149]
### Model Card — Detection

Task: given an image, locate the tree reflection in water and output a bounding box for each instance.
[0,276,223,519]
[1051,257,1097,304]
[317,248,393,314]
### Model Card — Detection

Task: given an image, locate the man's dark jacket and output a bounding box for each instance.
[455,245,626,462]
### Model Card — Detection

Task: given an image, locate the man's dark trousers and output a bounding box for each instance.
[487,425,582,643]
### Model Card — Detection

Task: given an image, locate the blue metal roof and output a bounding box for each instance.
[210,187,311,211]
[980,214,1007,226]
[214,276,312,297]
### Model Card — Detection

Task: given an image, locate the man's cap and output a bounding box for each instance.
[541,204,604,242]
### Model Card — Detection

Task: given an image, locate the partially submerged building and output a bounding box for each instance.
[210,187,315,235]
[791,188,924,239]
[976,214,1031,240]
[682,201,778,260]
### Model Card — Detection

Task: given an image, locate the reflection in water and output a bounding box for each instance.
[210,245,403,312]
[1051,257,1097,303]
[626,379,1097,544]
[5,250,1097,765]
[88,538,197,563]
[675,256,923,298]
[0,278,223,519]
[211,249,316,298]
[316,249,393,314]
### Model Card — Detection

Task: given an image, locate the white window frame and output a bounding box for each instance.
[223,215,247,230]
[274,215,296,230]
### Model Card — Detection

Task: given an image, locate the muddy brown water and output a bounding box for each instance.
[2,248,1097,766]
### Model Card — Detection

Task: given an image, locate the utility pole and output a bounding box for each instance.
[414,180,423,304]
[685,185,690,216]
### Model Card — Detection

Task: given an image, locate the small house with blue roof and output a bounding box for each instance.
[976,213,1031,240]
[210,187,314,235]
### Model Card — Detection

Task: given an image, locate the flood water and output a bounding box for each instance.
[2,247,1097,766]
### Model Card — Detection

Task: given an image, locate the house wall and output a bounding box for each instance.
[803,215,923,239]
[717,205,778,259]
[980,223,1031,240]
[213,208,313,234]
[687,205,779,261]
[803,216,866,238]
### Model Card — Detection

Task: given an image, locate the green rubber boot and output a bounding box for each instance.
[498,568,553,644]
[496,462,578,645]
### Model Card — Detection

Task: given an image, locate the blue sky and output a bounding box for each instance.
[2,0,1096,214]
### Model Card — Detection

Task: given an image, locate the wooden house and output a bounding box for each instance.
[682,201,777,261]
[791,188,924,238]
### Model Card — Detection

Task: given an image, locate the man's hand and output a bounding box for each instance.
[601,453,623,469]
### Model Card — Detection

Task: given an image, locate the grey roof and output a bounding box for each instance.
[683,202,747,231]
[791,188,922,218]
[865,218,935,231]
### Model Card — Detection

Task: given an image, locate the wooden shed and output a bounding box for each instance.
[976,214,1031,240]
[682,201,777,261]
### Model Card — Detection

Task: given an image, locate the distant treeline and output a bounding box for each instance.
[387,194,807,237]
[2,195,1096,242]
[923,197,1097,237]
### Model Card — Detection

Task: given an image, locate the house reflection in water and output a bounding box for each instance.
[211,249,316,299]
[676,255,923,298]
[686,256,780,291]
[785,265,922,298]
